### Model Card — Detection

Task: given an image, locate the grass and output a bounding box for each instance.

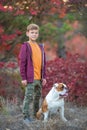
[0,100,87,130]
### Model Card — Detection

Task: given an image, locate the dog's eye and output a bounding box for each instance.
[61,85,64,89]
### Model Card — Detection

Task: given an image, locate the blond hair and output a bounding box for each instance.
[27,24,40,31]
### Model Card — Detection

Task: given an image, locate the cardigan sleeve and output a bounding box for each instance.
[19,43,27,80]
[43,51,46,79]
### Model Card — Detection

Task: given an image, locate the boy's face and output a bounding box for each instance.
[26,29,39,41]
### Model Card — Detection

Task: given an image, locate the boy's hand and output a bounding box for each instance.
[42,79,46,86]
[21,80,27,86]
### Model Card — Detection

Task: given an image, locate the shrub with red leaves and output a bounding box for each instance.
[0,61,24,101]
[42,54,87,106]
[0,54,87,106]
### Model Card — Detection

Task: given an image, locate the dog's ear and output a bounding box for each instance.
[53,83,58,88]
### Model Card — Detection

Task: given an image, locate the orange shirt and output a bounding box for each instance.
[29,42,42,80]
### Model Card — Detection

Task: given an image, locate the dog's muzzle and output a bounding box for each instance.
[59,88,69,98]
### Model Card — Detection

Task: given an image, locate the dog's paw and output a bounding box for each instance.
[62,118,68,122]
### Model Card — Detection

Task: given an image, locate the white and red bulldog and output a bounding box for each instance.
[36,83,68,122]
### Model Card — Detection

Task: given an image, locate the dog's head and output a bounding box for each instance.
[53,83,68,98]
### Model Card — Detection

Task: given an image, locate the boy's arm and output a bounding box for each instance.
[19,44,27,81]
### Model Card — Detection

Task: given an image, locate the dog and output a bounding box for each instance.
[36,83,68,122]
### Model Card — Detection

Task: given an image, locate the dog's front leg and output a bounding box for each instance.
[43,111,49,121]
[60,106,67,122]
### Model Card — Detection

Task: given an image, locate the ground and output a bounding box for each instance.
[0,102,87,130]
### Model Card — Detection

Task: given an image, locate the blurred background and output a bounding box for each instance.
[0,0,87,107]
[0,0,87,61]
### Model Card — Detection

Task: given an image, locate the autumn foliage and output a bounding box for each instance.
[42,54,87,106]
[0,0,87,107]
[0,0,66,60]
[0,54,87,106]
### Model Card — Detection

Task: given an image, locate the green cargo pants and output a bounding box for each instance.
[22,80,42,118]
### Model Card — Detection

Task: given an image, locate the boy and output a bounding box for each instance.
[19,24,46,124]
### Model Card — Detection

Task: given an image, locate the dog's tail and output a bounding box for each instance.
[36,108,42,119]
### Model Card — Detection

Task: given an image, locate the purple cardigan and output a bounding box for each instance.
[19,42,46,83]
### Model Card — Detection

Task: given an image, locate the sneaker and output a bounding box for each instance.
[23,118,31,126]
[28,117,34,121]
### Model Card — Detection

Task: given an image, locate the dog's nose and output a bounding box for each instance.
[65,87,69,92]
[67,88,70,93]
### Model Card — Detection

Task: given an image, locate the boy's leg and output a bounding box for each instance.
[33,80,42,117]
[22,83,34,119]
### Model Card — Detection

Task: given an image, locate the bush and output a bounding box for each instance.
[42,54,87,106]
[0,54,87,106]
[0,60,24,108]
